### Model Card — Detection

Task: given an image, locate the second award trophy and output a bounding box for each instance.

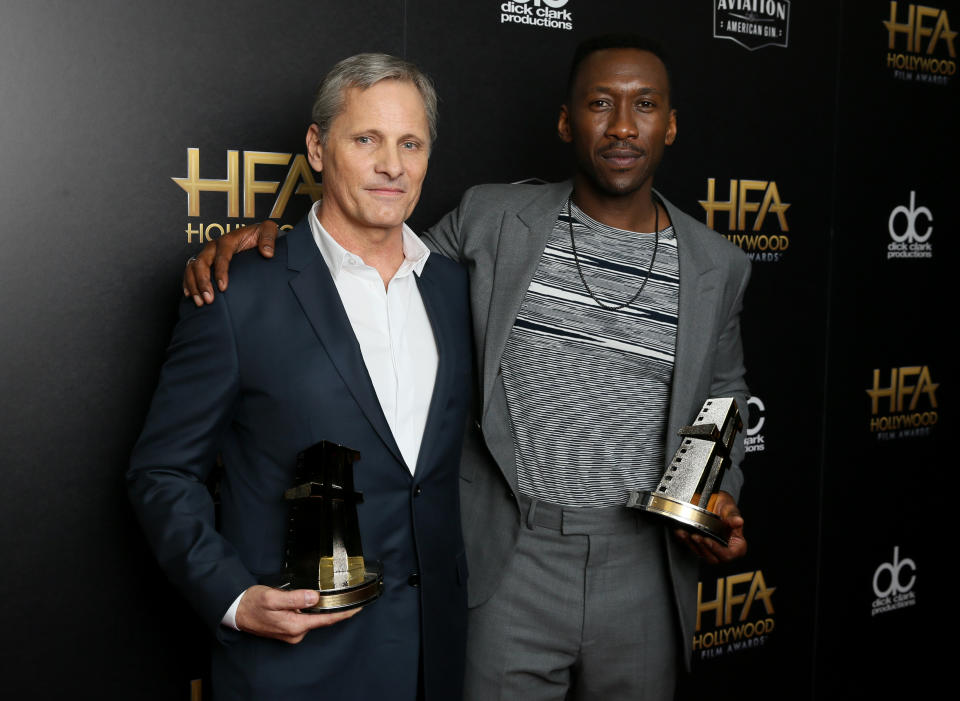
[281,440,383,613]
[626,397,742,546]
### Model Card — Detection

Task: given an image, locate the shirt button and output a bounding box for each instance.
[414,485,423,497]
[407,573,421,587]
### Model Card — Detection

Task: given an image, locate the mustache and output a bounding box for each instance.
[601,141,644,154]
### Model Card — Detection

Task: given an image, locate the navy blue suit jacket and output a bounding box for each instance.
[128,219,472,700]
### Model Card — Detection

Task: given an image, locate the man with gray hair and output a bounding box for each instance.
[128,53,472,700]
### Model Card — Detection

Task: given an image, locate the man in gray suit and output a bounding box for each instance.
[185,34,749,701]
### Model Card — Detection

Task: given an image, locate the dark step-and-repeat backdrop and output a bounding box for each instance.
[1,2,952,698]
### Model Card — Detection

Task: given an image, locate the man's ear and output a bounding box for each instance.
[306,123,324,172]
[665,108,678,146]
[557,105,573,143]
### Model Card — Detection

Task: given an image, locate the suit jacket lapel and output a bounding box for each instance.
[661,192,721,464]
[481,182,572,416]
[412,259,452,478]
[285,219,405,468]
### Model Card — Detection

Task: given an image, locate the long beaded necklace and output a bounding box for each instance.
[567,195,660,311]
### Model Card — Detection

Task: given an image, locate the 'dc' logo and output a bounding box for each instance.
[513,0,569,6]
[888,191,933,243]
[872,546,916,598]
[746,396,765,436]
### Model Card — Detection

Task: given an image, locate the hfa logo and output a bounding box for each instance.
[872,546,917,615]
[699,178,791,262]
[866,366,939,438]
[884,2,957,84]
[744,395,766,454]
[887,191,933,259]
[713,0,791,51]
[500,0,573,31]
[693,570,776,658]
[172,148,322,242]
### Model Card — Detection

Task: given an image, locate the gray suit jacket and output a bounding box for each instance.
[423,181,750,668]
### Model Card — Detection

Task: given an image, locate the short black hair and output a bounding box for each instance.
[566,34,674,104]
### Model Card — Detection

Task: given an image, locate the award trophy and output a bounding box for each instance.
[281,440,383,612]
[626,397,742,546]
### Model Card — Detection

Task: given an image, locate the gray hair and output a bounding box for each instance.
[311,53,438,146]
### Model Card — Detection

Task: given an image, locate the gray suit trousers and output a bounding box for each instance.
[464,497,679,701]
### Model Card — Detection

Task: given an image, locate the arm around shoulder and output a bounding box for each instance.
[422,185,489,261]
[422,209,457,260]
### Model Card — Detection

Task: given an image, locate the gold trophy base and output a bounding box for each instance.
[283,560,384,613]
[631,492,730,546]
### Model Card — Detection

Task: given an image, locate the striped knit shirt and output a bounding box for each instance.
[501,200,679,508]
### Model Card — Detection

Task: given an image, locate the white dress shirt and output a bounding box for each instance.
[308,204,439,474]
[223,203,438,630]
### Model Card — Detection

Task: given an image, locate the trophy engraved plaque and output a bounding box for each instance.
[282,440,383,612]
[626,397,742,546]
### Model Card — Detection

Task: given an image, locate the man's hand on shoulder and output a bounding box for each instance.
[673,491,747,565]
[235,584,360,645]
[184,220,280,306]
